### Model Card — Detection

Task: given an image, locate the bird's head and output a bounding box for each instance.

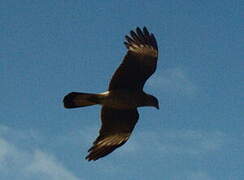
[145,94,159,109]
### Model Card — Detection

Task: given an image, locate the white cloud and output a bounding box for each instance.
[122,129,227,156]
[148,67,197,96]
[172,170,214,180]
[0,138,10,163]
[26,150,79,180]
[0,138,11,167]
[0,125,80,180]
[159,130,227,154]
[187,171,213,180]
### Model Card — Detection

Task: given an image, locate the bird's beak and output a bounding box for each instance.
[155,104,159,110]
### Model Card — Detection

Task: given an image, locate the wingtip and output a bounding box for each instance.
[136,27,142,34]
[85,156,95,161]
[85,150,95,161]
[124,26,158,52]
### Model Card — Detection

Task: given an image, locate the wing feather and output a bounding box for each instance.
[136,27,146,44]
[125,35,136,44]
[109,27,158,90]
[86,107,139,161]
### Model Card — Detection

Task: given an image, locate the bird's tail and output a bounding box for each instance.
[63,92,101,108]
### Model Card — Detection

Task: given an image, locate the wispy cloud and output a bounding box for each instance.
[148,67,197,96]
[26,150,79,180]
[172,170,214,180]
[0,138,10,163]
[0,125,80,180]
[158,130,227,154]
[119,129,228,156]
[187,171,213,180]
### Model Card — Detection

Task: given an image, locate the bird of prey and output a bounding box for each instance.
[63,27,159,161]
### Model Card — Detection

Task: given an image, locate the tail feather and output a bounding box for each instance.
[63,92,99,109]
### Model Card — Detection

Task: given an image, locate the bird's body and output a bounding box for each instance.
[63,27,159,161]
[100,90,159,109]
[64,90,158,110]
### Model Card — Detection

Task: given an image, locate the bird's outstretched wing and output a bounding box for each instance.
[86,106,139,161]
[109,27,158,91]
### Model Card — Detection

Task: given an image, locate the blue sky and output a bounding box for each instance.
[1,0,243,179]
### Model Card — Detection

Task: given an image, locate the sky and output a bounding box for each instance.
[0,0,243,179]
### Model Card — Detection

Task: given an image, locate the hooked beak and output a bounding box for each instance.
[155,104,159,110]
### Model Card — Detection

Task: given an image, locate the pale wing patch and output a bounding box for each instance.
[97,134,129,146]
[128,44,158,57]
[124,27,158,58]
[86,133,130,161]
[100,91,109,95]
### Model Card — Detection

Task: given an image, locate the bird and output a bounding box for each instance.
[63,27,159,161]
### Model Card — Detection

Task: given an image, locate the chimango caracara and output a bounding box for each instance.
[63,27,159,161]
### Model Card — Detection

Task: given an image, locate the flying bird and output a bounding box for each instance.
[63,27,159,161]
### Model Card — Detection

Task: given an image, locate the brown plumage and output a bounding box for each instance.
[86,107,139,161]
[63,27,159,161]
[109,27,158,90]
